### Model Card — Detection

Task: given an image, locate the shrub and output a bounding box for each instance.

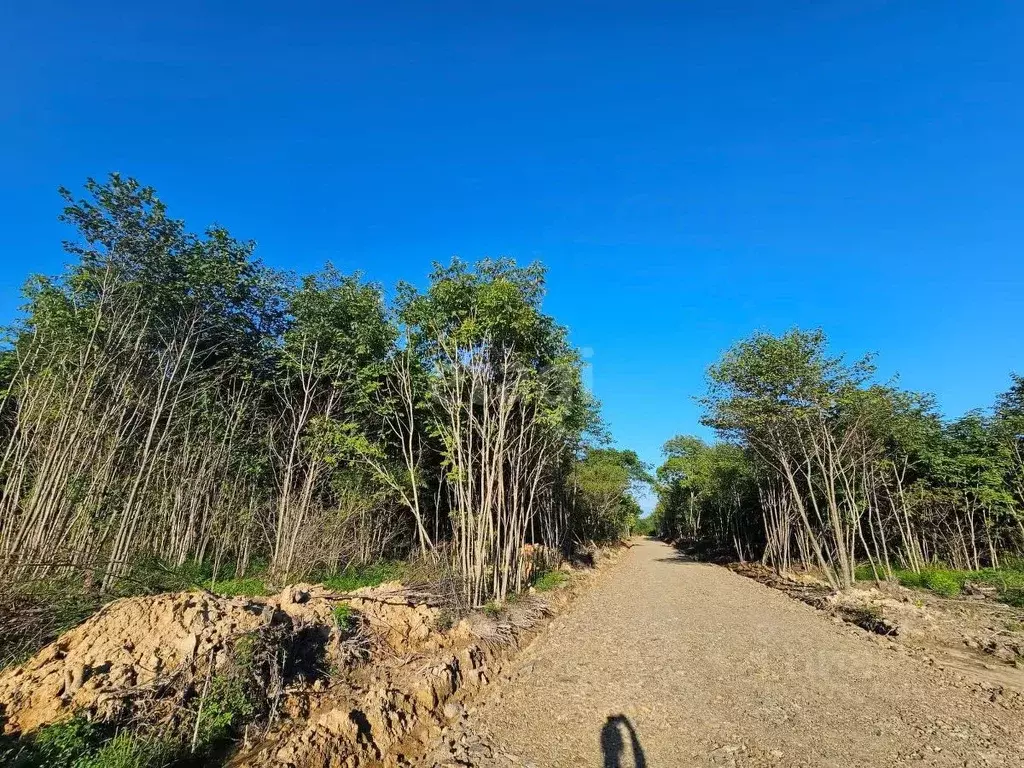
[332,604,355,632]
[532,570,568,592]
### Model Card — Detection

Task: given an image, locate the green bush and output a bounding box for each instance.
[331,603,355,632]
[532,570,568,592]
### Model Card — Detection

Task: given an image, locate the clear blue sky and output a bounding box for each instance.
[3,2,1023,509]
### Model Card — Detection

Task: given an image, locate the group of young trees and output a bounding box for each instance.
[0,175,641,605]
[654,329,1024,588]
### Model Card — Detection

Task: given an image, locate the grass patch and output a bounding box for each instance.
[321,562,403,593]
[77,732,178,768]
[999,589,1024,608]
[111,557,272,598]
[920,569,961,597]
[855,561,1024,606]
[205,577,270,597]
[532,570,569,592]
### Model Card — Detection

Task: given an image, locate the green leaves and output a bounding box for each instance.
[396,257,563,369]
[573,448,652,540]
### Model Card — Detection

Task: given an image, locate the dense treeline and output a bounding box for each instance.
[0,175,642,607]
[655,329,1024,588]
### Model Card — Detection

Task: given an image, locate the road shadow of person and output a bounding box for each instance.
[600,714,647,768]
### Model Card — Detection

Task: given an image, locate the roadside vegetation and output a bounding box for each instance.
[655,328,1024,592]
[0,175,648,764]
[854,561,1024,605]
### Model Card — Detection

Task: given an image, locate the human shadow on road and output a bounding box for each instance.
[600,714,647,768]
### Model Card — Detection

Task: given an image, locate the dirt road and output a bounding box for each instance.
[433,539,1023,767]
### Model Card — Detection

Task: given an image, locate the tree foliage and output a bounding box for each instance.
[656,328,1024,586]
[0,175,631,606]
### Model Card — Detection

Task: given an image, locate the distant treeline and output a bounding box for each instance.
[0,175,643,605]
[655,329,1024,588]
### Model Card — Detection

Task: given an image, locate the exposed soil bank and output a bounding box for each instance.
[233,549,625,768]
[0,550,625,767]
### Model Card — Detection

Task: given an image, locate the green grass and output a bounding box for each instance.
[0,716,104,767]
[855,561,1024,606]
[0,718,177,768]
[76,732,178,768]
[111,557,273,598]
[920,570,961,597]
[321,562,403,593]
[205,577,270,597]
[532,570,569,592]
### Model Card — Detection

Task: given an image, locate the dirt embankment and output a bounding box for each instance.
[0,550,623,767]
[236,551,624,768]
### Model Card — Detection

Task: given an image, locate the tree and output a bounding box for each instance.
[0,176,644,610]
[659,329,1024,584]
[572,448,650,542]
